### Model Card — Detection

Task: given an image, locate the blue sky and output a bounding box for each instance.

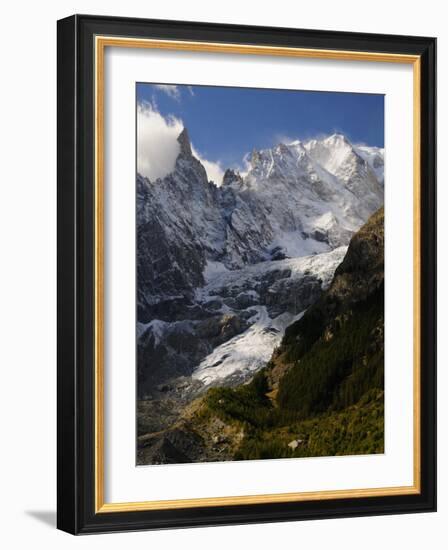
[137,83,384,178]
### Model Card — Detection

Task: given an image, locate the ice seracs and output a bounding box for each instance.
[192,246,347,385]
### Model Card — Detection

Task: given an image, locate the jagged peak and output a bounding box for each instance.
[177,127,192,157]
[325,133,351,146]
[222,168,243,186]
[276,142,293,155]
[286,140,308,155]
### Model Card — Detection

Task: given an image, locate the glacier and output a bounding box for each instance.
[192,246,347,385]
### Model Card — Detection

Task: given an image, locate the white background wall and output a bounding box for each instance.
[0,1,444,547]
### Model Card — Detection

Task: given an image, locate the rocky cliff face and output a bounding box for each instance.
[137,129,225,320]
[136,128,384,401]
[137,130,383,318]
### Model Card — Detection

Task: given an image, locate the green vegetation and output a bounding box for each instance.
[277,285,384,417]
[205,369,275,429]
[235,389,384,460]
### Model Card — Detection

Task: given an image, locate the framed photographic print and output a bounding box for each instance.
[57,14,436,534]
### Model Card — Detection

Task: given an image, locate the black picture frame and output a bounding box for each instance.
[57,14,436,534]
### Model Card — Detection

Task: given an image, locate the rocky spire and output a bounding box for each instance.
[177,127,192,157]
[222,168,243,187]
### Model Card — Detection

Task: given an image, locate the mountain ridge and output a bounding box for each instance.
[137,128,383,316]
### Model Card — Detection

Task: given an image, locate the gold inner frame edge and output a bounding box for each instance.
[94,35,421,513]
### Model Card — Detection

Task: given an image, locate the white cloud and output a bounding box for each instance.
[137,103,182,181]
[153,84,181,101]
[238,152,252,178]
[192,146,225,186]
[137,102,225,185]
[275,133,299,146]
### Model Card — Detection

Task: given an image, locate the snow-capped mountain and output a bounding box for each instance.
[137,128,384,395]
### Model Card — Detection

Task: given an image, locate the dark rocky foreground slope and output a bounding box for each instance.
[137,208,385,464]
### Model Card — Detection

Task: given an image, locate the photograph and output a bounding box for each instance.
[0,0,442,544]
[54,13,436,534]
[136,83,385,465]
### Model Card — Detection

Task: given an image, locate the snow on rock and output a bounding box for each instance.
[199,246,347,300]
[192,307,305,385]
[137,319,169,343]
[356,145,384,185]
[203,260,230,283]
[137,129,384,317]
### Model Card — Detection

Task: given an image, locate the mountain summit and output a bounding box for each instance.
[177,127,192,157]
